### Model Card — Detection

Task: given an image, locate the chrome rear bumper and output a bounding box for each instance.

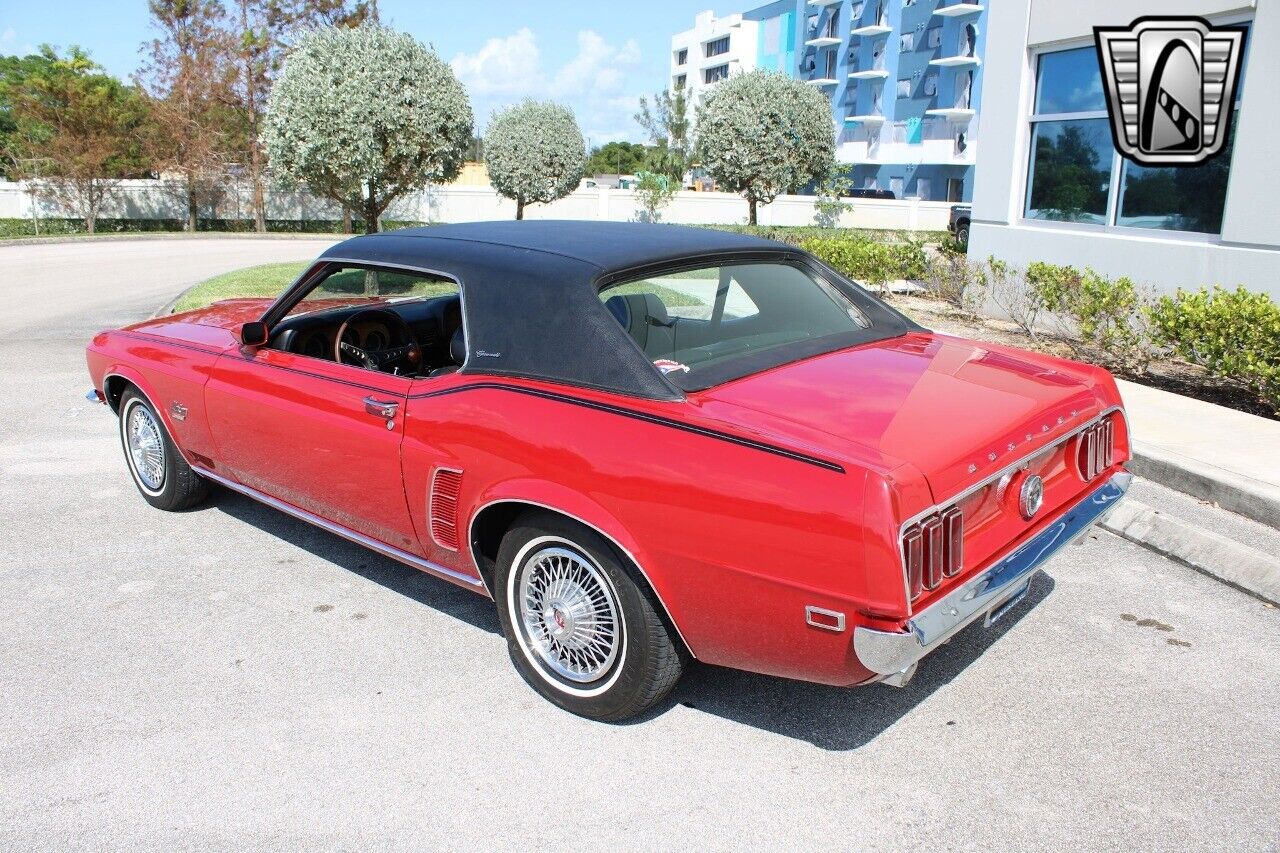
[854,470,1132,685]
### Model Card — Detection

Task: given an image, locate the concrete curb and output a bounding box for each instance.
[0,232,349,248]
[1103,499,1280,606]
[152,285,199,318]
[1130,439,1280,530]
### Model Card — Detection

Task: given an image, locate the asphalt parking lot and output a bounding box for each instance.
[1,238,1278,851]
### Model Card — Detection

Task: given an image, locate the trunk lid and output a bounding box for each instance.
[696,332,1108,501]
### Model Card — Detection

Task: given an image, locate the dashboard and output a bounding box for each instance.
[268,294,463,373]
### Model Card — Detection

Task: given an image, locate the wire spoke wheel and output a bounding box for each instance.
[126,403,166,492]
[517,545,621,684]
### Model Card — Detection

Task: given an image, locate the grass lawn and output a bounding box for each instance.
[171,261,309,313]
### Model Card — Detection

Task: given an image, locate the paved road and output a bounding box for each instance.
[1,239,1278,851]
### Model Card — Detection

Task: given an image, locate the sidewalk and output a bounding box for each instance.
[1118,379,1280,529]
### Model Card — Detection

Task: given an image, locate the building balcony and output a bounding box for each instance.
[929,55,982,68]
[837,117,978,165]
[807,77,841,88]
[925,107,976,122]
[806,0,842,6]
[844,114,887,125]
[850,23,893,37]
[848,68,889,80]
[804,35,843,47]
[933,2,984,17]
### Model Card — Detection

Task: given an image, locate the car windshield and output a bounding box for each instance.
[599,261,888,391]
[284,266,458,318]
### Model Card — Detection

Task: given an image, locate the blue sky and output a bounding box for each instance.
[0,0,717,143]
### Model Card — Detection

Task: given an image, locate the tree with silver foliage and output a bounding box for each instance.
[694,70,836,225]
[485,99,586,220]
[262,25,472,233]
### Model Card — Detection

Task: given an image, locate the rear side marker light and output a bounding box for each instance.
[805,606,846,633]
[902,505,964,602]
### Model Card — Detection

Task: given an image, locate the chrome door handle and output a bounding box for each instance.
[363,397,399,418]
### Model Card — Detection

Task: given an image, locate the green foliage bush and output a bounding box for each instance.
[799,236,928,287]
[697,223,948,246]
[1149,286,1280,414]
[1025,262,1154,374]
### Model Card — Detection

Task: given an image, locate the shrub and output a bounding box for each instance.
[925,251,985,314]
[1149,286,1280,414]
[800,236,928,289]
[633,171,678,223]
[1026,262,1154,374]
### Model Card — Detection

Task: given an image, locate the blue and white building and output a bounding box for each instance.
[671,1,988,201]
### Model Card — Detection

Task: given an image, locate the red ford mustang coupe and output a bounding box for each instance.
[86,222,1131,721]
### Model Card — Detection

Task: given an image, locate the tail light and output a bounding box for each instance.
[1077,416,1115,481]
[902,505,964,601]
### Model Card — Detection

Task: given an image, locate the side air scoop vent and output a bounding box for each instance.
[429,467,464,551]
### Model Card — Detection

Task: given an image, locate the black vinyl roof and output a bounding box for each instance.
[322,221,793,276]
[314,221,912,401]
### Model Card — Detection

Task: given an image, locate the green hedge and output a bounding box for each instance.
[798,236,928,286]
[698,223,947,246]
[1149,286,1280,414]
[0,218,428,239]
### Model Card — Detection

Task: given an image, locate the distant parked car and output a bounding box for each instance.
[847,188,897,200]
[949,204,972,248]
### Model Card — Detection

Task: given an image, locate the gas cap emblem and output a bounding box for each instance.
[1019,475,1045,520]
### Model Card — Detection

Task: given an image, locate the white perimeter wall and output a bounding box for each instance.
[0,180,954,232]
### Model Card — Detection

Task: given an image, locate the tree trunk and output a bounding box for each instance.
[342,209,353,234]
[515,198,524,220]
[748,198,758,226]
[251,146,266,233]
[363,194,380,234]
[187,184,198,232]
[85,214,95,235]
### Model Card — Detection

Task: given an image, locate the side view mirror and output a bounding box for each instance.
[240,321,269,347]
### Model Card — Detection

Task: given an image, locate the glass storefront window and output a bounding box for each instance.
[1024,119,1112,224]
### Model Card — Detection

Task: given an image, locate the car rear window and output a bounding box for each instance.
[599,261,894,391]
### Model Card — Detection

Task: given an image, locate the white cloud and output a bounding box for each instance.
[451,28,646,143]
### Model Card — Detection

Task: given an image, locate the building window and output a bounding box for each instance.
[916,177,931,199]
[926,27,942,49]
[923,74,937,97]
[1025,119,1113,224]
[1024,40,1248,234]
[674,74,686,90]
[706,36,730,58]
[900,32,914,51]
[704,64,730,85]
[675,48,688,66]
[825,50,838,79]
[896,78,912,98]
[825,9,840,38]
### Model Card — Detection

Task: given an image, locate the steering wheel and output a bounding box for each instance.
[334,308,421,372]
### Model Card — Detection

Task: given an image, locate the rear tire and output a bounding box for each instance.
[495,511,686,722]
[118,387,208,512]
[956,221,970,249]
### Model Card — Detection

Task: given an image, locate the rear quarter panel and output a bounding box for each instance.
[402,378,881,686]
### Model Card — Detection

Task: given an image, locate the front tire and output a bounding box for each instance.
[118,388,208,511]
[495,512,686,721]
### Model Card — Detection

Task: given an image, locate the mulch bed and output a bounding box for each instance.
[891,294,1279,422]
